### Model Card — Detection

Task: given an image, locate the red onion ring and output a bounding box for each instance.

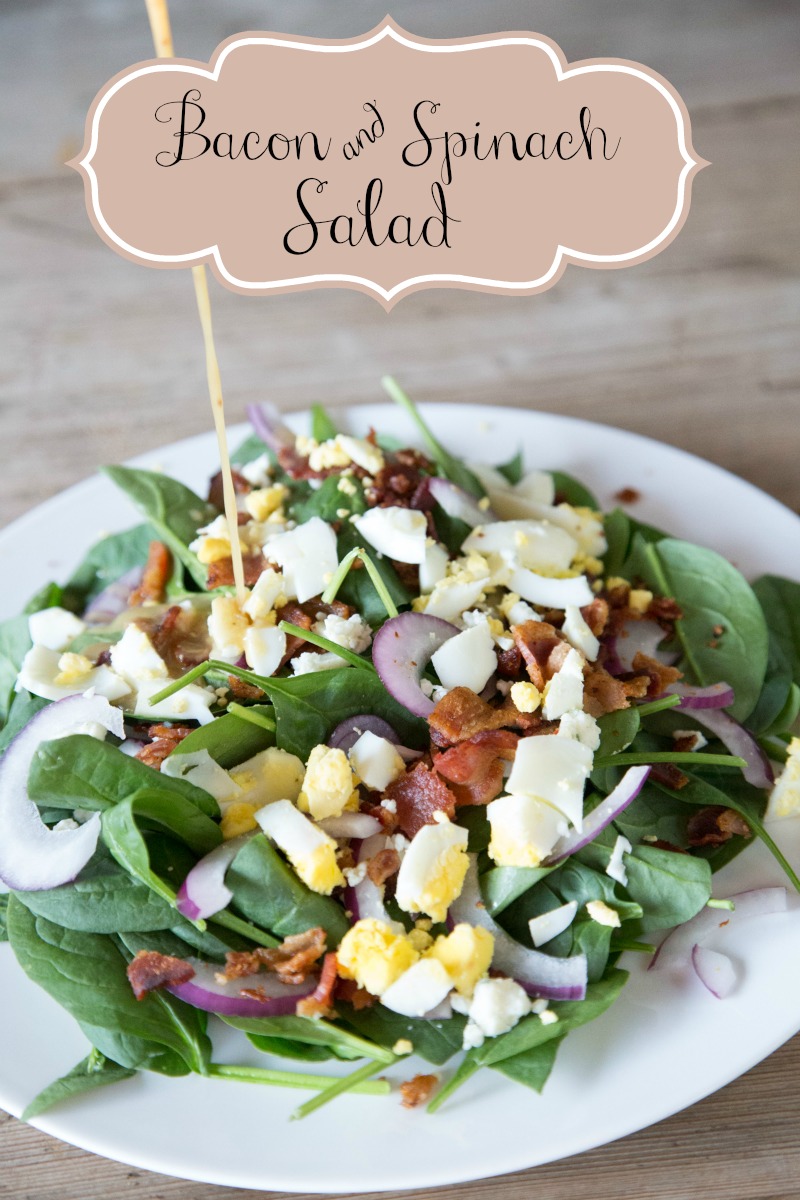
[691,943,736,999]
[544,765,651,865]
[372,613,459,718]
[605,618,676,675]
[650,886,787,974]
[245,403,296,454]
[427,476,495,528]
[450,858,588,1001]
[343,834,395,925]
[676,706,773,788]
[0,695,124,891]
[176,835,253,922]
[668,681,736,710]
[83,567,144,625]
[168,957,314,1018]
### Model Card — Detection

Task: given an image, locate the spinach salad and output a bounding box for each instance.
[1,384,798,1121]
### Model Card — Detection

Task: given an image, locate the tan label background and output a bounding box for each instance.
[73,20,706,309]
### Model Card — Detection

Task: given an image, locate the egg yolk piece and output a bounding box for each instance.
[336,918,419,996]
[426,924,494,997]
[395,818,470,924]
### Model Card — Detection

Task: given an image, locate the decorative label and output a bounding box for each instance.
[72,19,705,309]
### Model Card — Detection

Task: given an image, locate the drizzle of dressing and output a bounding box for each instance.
[145,0,247,606]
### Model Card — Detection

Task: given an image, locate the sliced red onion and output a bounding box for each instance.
[450,858,587,1001]
[83,567,143,625]
[544,765,651,866]
[650,887,787,973]
[691,944,736,999]
[427,476,494,528]
[245,403,296,454]
[605,618,676,675]
[668,681,736,710]
[175,834,253,922]
[319,813,383,840]
[677,706,773,788]
[328,715,401,754]
[168,957,314,1017]
[372,613,459,718]
[0,695,124,891]
[344,834,395,925]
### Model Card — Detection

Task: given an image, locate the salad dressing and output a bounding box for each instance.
[145,0,246,606]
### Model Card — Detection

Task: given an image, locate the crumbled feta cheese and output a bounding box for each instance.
[239,452,272,488]
[557,709,601,751]
[315,612,372,654]
[290,651,349,676]
[606,834,632,886]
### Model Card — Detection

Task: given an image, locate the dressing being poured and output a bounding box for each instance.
[146,0,246,607]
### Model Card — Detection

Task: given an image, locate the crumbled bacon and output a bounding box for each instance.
[430,687,527,745]
[221,927,327,986]
[687,806,751,847]
[620,675,650,700]
[495,645,523,679]
[136,722,193,769]
[583,666,630,717]
[148,605,211,676]
[650,763,690,790]
[400,1073,439,1109]
[448,759,505,807]
[207,467,250,511]
[366,450,435,513]
[362,801,400,834]
[581,597,610,638]
[127,950,194,1000]
[433,729,518,807]
[336,977,378,1009]
[206,551,267,589]
[366,848,402,886]
[648,596,684,625]
[296,952,339,1019]
[227,675,265,701]
[384,762,456,838]
[129,541,173,607]
[511,620,563,690]
[630,651,682,700]
[613,487,641,504]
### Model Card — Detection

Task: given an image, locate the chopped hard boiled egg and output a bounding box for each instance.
[230,747,305,809]
[380,957,453,1018]
[353,506,427,565]
[586,900,621,928]
[16,644,129,703]
[243,624,286,677]
[766,737,800,820]
[430,622,496,693]
[418,555,492,622]
[505,734,593,829]
[486,793,568,867]
[208,596,248,664]
[110,624,169,686]
[562,604,600,661]
[334,435,385,476]
[132,678,216,725]
[243,484,288,523]
[348,730,405,792]
[336,918,419,996]
[453,977,532,1048]
[510,681,541,713]
[161,748,242,804]
[315,613,372,654]
[542,647,585,721]
[28,607,86,652]
[557,709,601,751]
[263,517,338,604]
[255,798,343,894]
[395,817,469,923]
[419,541,449,593]
[508,567,594,610]
[298,744,356,820]
[242,569,286,622]
[463,519,577,575]
[426,924,494,997]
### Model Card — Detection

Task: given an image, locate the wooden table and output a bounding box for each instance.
[1,1,798,1196]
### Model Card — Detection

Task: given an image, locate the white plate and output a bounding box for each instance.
[1,403,799,1193]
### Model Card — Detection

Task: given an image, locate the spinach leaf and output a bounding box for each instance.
[611,781,691,848]
[455,807,490,853]
[222,1012,393,1062]
[11,844,177,934]
[76,1022,188,1075]
[603,510,667,579]
[550,471,598,510]
[22,1050,136,1121]
[0,614,32,727]
[6,898,209,1072]
[28,734,220,820]
[620,845,711,931]
[431,505,472,557]
[634,538,769,722]
[227,834,349,947]
[310,404,338,442]
[290,475,366,524]
[61,524,159,611]
[247,1033,357,1063]
[496,450,524,486]
[260,668,427,761]
[0,692,47,754]
[230,432,271,467]
[342,1004,466,1066]
[0,894,8,942]
[336,523,412,626]
[102,466,216,590]
[481,865,554,917]
[753,575,800,682]
[491,1036,562,1091]
[597,708,640,757]
[172,705,275,767]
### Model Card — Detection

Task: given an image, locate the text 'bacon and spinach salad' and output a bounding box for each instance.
[1,382,799,1120]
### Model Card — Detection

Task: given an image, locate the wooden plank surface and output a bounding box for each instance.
[1,0,799,1196]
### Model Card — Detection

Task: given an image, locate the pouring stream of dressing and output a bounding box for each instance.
[145,0,247,607]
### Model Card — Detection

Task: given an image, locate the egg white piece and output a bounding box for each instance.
[353,506,427,565]
[132,678,216,725]
[508,567,594,610]
[430,622,497,693]
[28,607,86,653]
[348,730,405,792]
[419,541,449,593]
[244,625,286,678]
[16,645,130,703]
[557,709,601,751]
[162,748,242,804]
[528,900,579,947]
[463,520,577,575]
[380,958,454,1018]
[542,648,585,721]
[230,747,305,809]
[242,568,285,622]
[263,517,338,604]
[562,604,600,661]
[486,793,569,867]
[506,735,593,829]
[255,797,341,893]
[395,818,469,922]
[110,625,169,687]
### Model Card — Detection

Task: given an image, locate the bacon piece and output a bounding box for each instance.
[127,950,194,1000]
[336,977,378,1010]
[366,450,435,511]
[583,666,629,717]
[207,467,250,512]
[511,620,562,690]
[400,1073,439,1109]
[648,596,684,625]
[206,551,267,589]
[221,927,327,986]
[620,675,650,700]
[581,597,610,637]
[227,675,265,701]
[429,687,522,745]
[129,541,172,607]
[384,763,456,839]
[366,848,401,886]
[136,723,193,769]
[687,806,751,847]
[496,645,523,680]
[435,729,519,808]
[448,759,506,807]
[630,651,682,699]
[650,763,690,790]
[362,801,400,834]
[296,952,339,1019]
[148,605,211,676]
